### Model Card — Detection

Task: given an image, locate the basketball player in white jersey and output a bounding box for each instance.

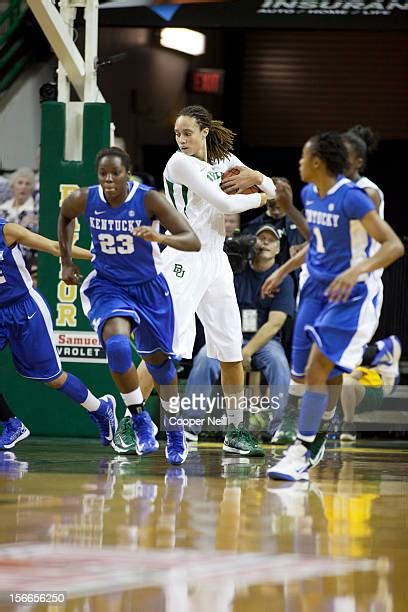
[114,105,276,456]
[342,125,400,388]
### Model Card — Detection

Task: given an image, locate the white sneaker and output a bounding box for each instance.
[185,430,199,443]
[267,442,311,481]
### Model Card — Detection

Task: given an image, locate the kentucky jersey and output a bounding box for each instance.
[85,181,161,285]
[301,177,375,284]
[0,219,33,306]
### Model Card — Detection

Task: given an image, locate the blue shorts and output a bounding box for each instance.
[291,275,379,377]
[0,290,62,381]
[80,271,176,357]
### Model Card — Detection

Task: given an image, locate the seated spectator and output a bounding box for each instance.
[0,167,38,275]
[242,177,305,265]
[340,335,401,442]
[184,224,295,440]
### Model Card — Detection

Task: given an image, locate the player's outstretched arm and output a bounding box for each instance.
[275,180,310,241]
[3,223,92,260]
[325,212,404,303]
[58,188,88,285]
[137,190,201,252]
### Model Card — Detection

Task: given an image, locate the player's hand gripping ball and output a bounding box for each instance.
[221,167,261,195]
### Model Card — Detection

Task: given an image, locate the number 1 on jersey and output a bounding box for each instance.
[313,227,326,253]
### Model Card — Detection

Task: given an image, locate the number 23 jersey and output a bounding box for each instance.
[85,181,161,285]
[301,176,375,284]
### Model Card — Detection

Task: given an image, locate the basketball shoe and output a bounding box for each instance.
[89,395,117,446]
[271,411,297,445]
[132,411,159,455]
[223,424,265,457]
[267,441,311,481]
[164,416,188,465]
[0,417,30,449]
[308,431,327,467]
[111,416,136,454]
[340,422,357,442]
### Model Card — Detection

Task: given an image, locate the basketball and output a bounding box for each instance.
[221,167,260,194]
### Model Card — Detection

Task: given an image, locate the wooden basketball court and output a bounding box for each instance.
[0,438,407,610]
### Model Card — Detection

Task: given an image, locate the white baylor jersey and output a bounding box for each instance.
[163,151,275,249]
[356,175,385,279]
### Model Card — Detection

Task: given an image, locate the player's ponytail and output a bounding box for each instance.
[343,125,378,171]
[207,119,235,164]
[176,105,235,164]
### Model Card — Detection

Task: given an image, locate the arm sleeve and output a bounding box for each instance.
[343,187,375,220]
[259,175,276,198]
[170,154,262,214]
[268,275,295,318]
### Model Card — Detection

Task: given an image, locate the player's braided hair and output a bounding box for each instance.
[309,132,348,177]
[95,146,131,171]
[343,125,378,172]
[176,105,235,164]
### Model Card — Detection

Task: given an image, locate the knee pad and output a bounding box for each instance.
[105,335,133,373]
[145,358,176,386]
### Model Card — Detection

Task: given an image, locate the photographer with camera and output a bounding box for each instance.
[185,225,295,445]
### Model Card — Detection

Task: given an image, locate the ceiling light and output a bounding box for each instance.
[160,28,206,56]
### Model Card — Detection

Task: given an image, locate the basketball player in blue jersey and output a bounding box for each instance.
[0,221,118,450]
[264,132,403,481]
[58,147,201,465]
[265,127,400,459]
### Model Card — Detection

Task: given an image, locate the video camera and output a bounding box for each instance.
[224,230,255,273]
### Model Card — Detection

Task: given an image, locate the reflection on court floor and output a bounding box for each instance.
[0,439,407,611]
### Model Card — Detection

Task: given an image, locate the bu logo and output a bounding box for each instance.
[173,264,185,278]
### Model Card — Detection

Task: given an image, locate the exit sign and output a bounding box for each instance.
[189,69,224,94]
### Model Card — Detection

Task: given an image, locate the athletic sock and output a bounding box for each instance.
[121,388,145,415]
[58,373,101,412]
[297,390,329,443]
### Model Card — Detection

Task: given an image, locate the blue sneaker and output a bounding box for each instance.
[165,430,188,465]
[373,335,401,392]
[90,395,117,446]
[132,411,159,455]
[0,417,30,449]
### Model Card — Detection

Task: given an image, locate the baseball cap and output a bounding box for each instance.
[255,224,280,240]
